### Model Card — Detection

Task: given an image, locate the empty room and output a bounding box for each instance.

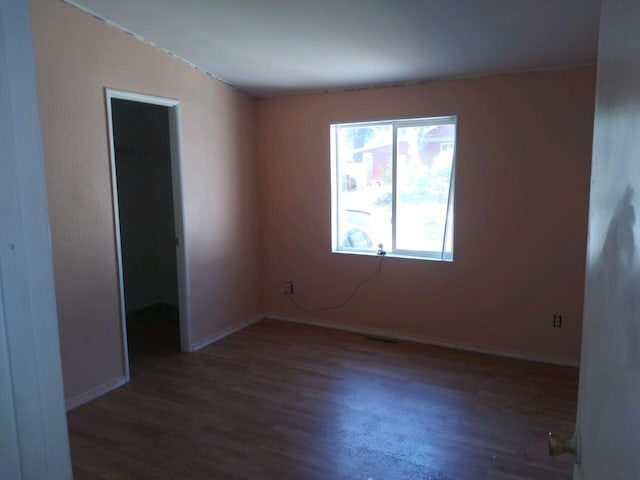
[3,0,640,479]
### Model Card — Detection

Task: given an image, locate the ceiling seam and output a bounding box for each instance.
[59,0,253,97]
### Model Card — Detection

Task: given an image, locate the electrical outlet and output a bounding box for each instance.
[553,315,562,328]
[284,281,294,295]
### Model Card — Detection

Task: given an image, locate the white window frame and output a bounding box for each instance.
[331,115,457,261]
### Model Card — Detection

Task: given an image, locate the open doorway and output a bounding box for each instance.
[106,90,191,379]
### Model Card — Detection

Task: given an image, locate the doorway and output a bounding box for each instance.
[106,90,191,379]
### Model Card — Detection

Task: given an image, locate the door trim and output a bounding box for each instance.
[105,89,192,382]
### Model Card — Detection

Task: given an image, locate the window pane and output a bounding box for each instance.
[336,124,392,252]
[395,123,455,256]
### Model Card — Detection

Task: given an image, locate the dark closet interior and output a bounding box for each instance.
[112,99,181,356]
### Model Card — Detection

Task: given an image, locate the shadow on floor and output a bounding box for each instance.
[126,303,180,357]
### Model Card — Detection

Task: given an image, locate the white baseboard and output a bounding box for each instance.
[263,313,580,368]
[64,313,575,412]
[191,314,263,352]
[65,376,128,411]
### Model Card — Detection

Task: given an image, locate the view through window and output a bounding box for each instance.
[331,116,456,260]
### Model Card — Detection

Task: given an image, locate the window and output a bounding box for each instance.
[331,116,456,261]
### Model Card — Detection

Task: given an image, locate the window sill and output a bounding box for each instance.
[331,249,453,263]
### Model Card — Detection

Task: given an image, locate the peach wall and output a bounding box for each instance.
[257,68,595,365]
[30,0,259,401]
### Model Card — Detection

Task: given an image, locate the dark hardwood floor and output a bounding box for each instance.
[67,319,578,479]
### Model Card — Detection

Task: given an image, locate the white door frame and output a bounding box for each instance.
[105,89,192,379]
[1,0,72,477]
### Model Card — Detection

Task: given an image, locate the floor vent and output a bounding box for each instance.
[365,335,399,344]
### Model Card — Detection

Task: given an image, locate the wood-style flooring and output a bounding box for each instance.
[67,319,578,479]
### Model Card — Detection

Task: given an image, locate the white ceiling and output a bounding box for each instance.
[64,0,601,98]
